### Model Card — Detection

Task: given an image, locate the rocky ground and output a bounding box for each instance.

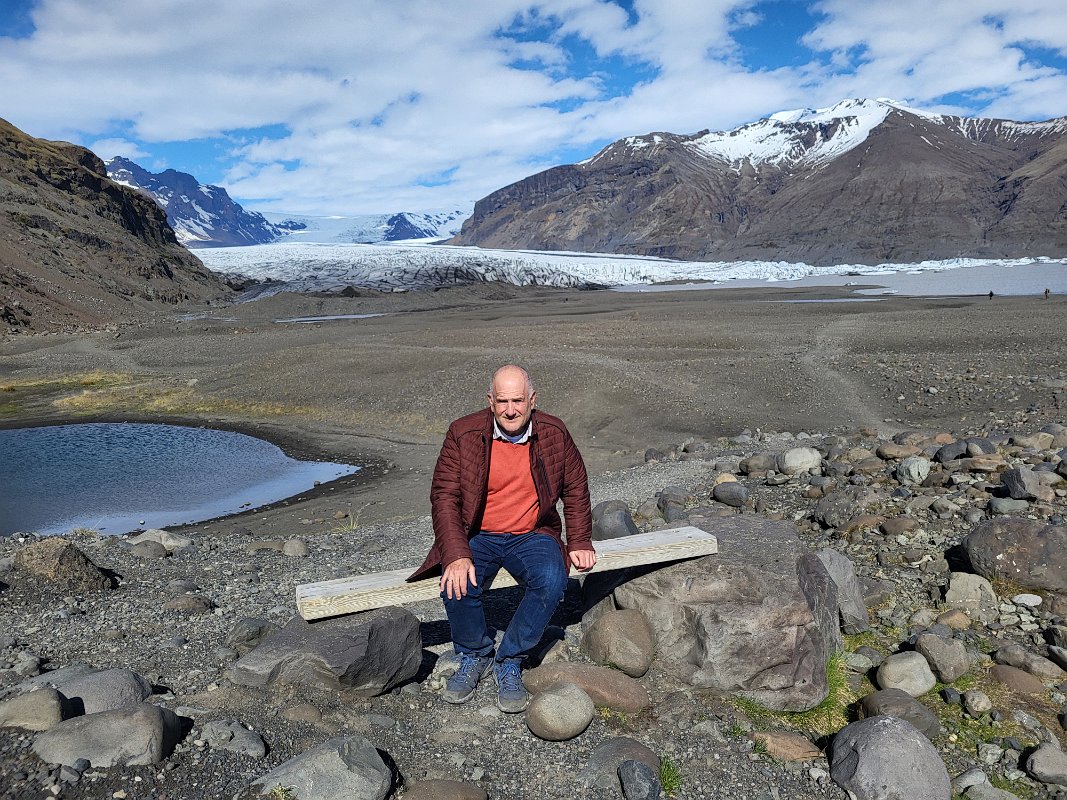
[1,284,1066,799]
[1,422,1066,799]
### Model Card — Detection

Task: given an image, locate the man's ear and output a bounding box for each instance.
[529,390,537,408]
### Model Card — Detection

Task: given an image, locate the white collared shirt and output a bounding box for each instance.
[493,418,532,444]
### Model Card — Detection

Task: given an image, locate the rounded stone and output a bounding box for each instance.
[128,541,169,559]
[896,456,932,486]
[712,481,748,508]
[962,690,993,716]
[776,447,823,475]
[526,682,594,741]
[282,539,309,557]
[875,651,937,697]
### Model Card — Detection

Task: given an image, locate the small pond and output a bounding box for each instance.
[0,423,359,537]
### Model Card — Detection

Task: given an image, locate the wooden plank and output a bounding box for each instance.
[296,526,717,620]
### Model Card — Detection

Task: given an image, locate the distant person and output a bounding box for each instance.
[1045,287,1051,300]
[409,364,595,712]
[988,290,994,299]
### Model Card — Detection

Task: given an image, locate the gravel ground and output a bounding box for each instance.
[1,283,1066,798]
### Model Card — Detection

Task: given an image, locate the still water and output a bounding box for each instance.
[0,423,359,536]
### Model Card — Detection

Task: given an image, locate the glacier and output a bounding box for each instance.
[194,241,1064,297]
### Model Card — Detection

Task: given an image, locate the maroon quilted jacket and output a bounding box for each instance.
[408,408,593,581]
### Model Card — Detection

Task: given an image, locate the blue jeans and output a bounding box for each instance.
[442,531,568,663]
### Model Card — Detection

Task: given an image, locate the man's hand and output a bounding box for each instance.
[441,557,476,600]
[569,549,596,572]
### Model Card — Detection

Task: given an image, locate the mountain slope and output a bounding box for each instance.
[451,99,1067,265]
[0,118,228,334]
[106,157,280,248]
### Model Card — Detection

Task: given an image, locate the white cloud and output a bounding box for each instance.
[0,0,1064,215]
[87,138,149,162]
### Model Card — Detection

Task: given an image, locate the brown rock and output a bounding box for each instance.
[935,609,971,630]
[524,664,649,713]
[751,730,822,761]
[13,538,110,592]
[960,454,1005,472]
[877,443,920,460]
[989,665,1046,694]
[852,458,885,475]
[841,515,884,534]
[880,517,920,536]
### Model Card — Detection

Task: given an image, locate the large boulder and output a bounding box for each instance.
[830,716,951,800]
[49,667,152,714]
[613,516,842,711]
[962,519,1067,594]
[32,704,182,767]
[12,538,111,592]
[581,609,655,678]
[229,607,421,695]
[249,735,392,800]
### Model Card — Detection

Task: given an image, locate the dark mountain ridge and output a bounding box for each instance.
[451,99,1067,265]
[0,118,228,334]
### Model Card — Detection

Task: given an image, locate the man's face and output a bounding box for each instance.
[488,369,535,435]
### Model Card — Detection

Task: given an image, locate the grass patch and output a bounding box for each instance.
[843,631,886,654]
[0,370,131,393]
[53,383,317,419]
[659,756,682,795]
[729,651,857,738]
[0,401,20,417]
[327,502,374,534]
[989,774,1035,799]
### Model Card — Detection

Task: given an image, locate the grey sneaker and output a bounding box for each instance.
[442,654,492,704]
[493,658,528,713]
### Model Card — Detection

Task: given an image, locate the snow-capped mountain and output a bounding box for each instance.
[260,209,470,244]
[452,98,1067,265]
[105,157,281,248]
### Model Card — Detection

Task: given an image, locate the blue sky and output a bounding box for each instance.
[2,0,1065,215]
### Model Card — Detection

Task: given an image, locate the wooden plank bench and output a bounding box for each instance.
[296,526,718,620]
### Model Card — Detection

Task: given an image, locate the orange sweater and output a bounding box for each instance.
[481,438,540,534]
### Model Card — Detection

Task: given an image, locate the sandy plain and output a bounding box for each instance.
[1,281,1065,540]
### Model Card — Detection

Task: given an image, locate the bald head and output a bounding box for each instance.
[489,364,534,397]
[488,364,536,435]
